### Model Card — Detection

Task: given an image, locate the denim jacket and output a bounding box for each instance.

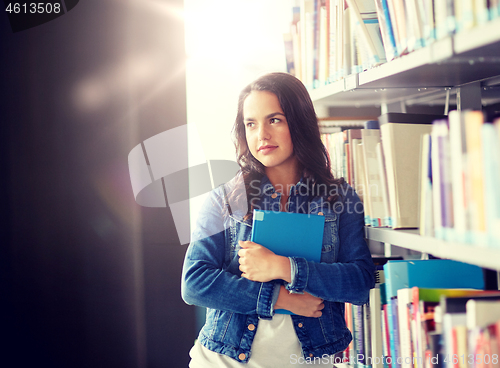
[181,174,375,363]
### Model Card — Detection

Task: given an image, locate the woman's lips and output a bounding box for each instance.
[258,146,278,154]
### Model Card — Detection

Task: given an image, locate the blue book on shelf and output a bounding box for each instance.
[251,209,325,314]
[383,260,484,299]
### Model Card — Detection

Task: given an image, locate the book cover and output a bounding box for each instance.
[352,138,365,201]
[363,303,372,367]
[373,0,397,60]
[380,283,393,368]
[389,297,401,368]
[376,142,392,227]
[362,129,388,227]
[431,119,454,240]
[251,209,325,262]
[464,111,487,244]
[379,113,446,228]
[251,209,325,314]
[370,287,384,368]
[481,122,500,247]
[353,304,366,365]
[383,259,484,300]
[442,312,467,367]
[385,0,402,56]
[397,288,413,368]
[391,0,408,55]
[419,133,434,237]
[448,110,470,243]
[346,0,386,68]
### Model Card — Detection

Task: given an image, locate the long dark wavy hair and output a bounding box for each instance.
[232,72,345,218]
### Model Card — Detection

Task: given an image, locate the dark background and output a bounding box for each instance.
[1,1,196,367]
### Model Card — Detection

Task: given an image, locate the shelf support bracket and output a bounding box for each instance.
[456,82,482,111]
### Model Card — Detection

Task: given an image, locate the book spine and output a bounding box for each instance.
[370,288,384,368]
[431,122,443,239]
[464,111,487,243]
[363,303,372,367]
[353,304,366,366]
[448,111,469,243]
[376,142,392,227]
[481,122,500,247]
[373,0,396,60]
[386,296,401,368]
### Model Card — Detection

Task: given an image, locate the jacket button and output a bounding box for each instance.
[271,193,278,199]
[318,212,324,216]
[239,353,246,361]
[309,353,314,358]
[298,323,303,328]
[248,324,255,331]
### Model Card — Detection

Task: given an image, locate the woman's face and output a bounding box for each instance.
[243,90,297,172]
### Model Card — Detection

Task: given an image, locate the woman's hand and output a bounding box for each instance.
[275,285,324,318]
[238,241,291,283]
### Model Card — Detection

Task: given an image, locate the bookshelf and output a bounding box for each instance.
[288,1,500,364]
[300,7,500,273]
[309,17,500,109]
[365,227,500,271]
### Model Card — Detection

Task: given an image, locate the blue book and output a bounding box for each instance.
[251,210,325,263]
[383,259,484,299]
[251,209,325,314]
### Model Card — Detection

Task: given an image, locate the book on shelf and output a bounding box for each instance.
[345,0,386,68]
[482,119,500,247]
[442,312,467,366]
[396,288,413,368]
[354,139,367,203]
[288,1,500,87]
[404,0,425,51]
[431,119,454,240]
[419,133,433,237]
[352,304,366,365]
[376,141,392,227]
[379,113,446,229]
[362,128,389,227]
[387,0,408,55]
[380,283,393,368]
[440,290,500,314]
[373,0,397,61]
[369,287,384,368]
[448,110,470,243]
[466,299,500,330]
[464,110,487,244]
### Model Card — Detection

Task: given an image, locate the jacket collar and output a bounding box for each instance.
[259,175,308,196]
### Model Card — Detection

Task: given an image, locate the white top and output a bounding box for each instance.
[189,314,335,367]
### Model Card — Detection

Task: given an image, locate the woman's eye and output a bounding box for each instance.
[245,122,254,128]
[270,118,280,124]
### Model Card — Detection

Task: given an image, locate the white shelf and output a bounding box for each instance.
[365,227,500,271]
[310,17,500,107]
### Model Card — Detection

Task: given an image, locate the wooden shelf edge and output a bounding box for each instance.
[365,227,500,271]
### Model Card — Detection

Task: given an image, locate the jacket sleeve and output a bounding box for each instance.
[181,187,280,318]
[285,186,375,305]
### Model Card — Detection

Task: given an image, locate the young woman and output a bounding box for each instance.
[181,72,375,367]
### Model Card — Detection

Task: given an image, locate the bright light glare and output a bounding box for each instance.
[185,0,289,69]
